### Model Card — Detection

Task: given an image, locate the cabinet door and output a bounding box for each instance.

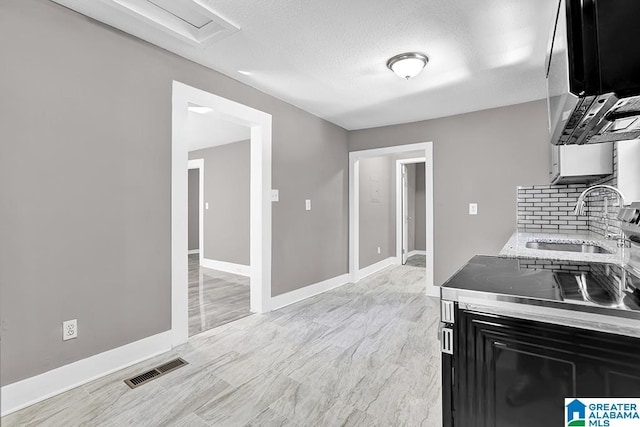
[454,309,640,427]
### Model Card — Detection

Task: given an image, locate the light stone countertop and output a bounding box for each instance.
[499,230,624,265]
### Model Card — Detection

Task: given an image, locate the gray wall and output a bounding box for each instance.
[188,169,200,251]
[349,100,550,286]
[415,163,426,251]
[189,141,250,266]
[0,0,348,386]
[359,157,395,268]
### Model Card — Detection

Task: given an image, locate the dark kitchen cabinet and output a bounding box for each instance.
[442,306,640,427]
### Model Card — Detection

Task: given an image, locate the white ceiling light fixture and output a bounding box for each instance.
[386,52,429,80]
[188,106,213,114]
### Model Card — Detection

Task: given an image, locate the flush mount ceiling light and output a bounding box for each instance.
[386,52,429,80]
[188,106,213,114]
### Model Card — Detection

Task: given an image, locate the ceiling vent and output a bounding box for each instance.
[109,0,239,46]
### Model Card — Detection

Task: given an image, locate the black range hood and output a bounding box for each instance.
[546,0,640,145]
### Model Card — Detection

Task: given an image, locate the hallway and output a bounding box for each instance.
[3,263,441,426]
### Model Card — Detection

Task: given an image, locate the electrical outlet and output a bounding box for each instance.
[377,246,381,254]
[63,319,78,341]
[271,189,279,202]
[305,199,311,211]
[205,202,209,210]
[469,203,478,215]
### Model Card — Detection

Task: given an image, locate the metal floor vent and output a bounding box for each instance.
[124,358,188,389]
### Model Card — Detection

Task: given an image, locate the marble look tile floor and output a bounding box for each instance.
[188,254,252,337]
[2,264,441,427]
[405,254,426,268]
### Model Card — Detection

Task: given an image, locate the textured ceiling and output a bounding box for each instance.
[51,0,559,130]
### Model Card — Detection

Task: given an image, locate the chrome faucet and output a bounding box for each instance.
[574,184,626,240]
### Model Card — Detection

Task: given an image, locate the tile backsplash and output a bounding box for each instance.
[517,144,621,236]
[517,184,589,231]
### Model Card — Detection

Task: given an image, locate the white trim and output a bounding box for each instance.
[349,142,436,297]
[355,257,397,282]
[394,157,426,266]
[188,158,204,265]
[407,250,427,257]
[348,158,359,283]
[270,273,351,311]
[0,331,171,417]
[172,81,272,348]
[201,258,251,277]
[187,249,200,255]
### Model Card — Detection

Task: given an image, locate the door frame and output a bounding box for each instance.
[187,159,204,266]
[349,142,435,296]
[395,158,426,266]
[172,81,272,347]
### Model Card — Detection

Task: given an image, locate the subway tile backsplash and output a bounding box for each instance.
[517,184,589,231]
[517,144,619,236]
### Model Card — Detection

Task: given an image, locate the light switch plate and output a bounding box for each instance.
[305,199,311,211]
[271,189,279,202]
[205,202,209,210]
[469,203,478,215]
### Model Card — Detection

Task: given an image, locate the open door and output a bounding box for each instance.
[402,164,409,265]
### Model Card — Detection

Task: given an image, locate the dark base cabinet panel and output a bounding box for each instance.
[443,308,640,427]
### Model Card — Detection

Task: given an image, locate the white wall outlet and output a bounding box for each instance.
[63,319,78,341]
[271,189,279,202]
[377,246,381,254]
[205,202,209,210]
[469,203,478,215]
[305,199,311,211]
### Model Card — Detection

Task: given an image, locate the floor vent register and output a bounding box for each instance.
[124,358,189,389]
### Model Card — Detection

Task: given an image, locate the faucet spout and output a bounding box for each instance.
[573,184,626,236]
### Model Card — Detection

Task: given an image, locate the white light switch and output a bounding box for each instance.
[205,202,209,210]
[271,189,279,202]
[305,199,311,211]
[469,203,478,215]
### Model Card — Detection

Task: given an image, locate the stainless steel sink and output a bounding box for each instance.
[525,241,612,254]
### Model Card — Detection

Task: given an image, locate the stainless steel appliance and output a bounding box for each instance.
[546,0,640,145]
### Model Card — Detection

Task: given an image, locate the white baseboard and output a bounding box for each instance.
[1,331,172,417]
[202,258,250,277]
[270,273,351,311]
[187,249,200,255]
[356,257,397,282]
[425,284,440,298]
[408,250,426,257]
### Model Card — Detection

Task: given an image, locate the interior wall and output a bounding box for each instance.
[189,141,250,266]
[415,163,426,251]
[348,100,550,285]
[359,156,395,268]
[188,169,200,251]
[0,0,348,386]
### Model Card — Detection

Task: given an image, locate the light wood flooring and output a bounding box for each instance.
[2,263,441,426]
[188,254,251,337]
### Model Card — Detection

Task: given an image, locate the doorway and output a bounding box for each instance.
[187,134,252,336]
[171,81,272,346]
[396,158,426,267]
[349,142,435,296]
